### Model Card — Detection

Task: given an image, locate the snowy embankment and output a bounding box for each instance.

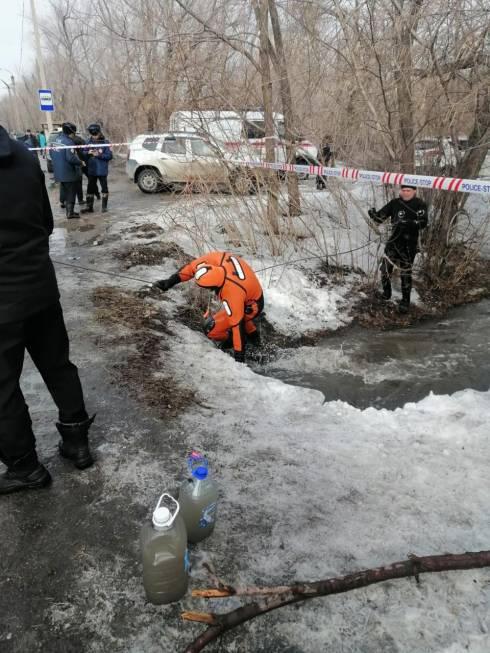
[103,189,489,651]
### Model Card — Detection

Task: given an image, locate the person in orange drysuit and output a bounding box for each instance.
[154,252,264,362]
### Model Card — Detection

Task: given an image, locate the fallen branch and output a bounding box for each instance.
[182,550,490,652]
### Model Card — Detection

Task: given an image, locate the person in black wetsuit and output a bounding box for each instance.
[368,185,428,314]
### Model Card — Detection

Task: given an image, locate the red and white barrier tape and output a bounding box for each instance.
[29,142,127,151]
[238,160,490,195]
[28,142,490,195]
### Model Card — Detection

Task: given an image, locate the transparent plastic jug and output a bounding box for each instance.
[178,452,219,544]
[141,493,189,604]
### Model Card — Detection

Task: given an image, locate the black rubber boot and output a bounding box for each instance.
[101,193,108,213]
[398,299,410,314]
[81,195,94,214]
[57,414,95,470]
[0,451,51,495]
[381,278,392,300]
[398,275,411,313]
[66,203,80,219]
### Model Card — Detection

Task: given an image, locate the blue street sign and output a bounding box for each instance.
[39,89,54,112]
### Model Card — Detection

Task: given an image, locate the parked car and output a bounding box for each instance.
[126,132,234,193]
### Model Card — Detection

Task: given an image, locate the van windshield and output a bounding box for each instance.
[243,119,286,140]
[244,121,265,140]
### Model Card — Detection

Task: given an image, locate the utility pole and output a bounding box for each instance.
[30,0,53,133]
[0,79,14,132]
[10,75,21,134]
[0,70,21,133]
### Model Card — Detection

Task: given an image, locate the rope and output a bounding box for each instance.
[52,259,152,284]
[255,241,373,273]
[51,237,375,287]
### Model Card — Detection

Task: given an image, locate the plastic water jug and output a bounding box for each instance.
[178,452,219,544]
[141,493,189,604]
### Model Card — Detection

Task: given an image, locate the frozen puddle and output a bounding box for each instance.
[256,299,490,409]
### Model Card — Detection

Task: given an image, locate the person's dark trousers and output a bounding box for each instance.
[59,182,80,207]
[87,176,109,212]
[380,243,416,305]
[60,180,79,218]
[87,175,108,195]
[316,175,327,190]
[380,257,394,299]
[0,302,88,471]
[76,177,84,203]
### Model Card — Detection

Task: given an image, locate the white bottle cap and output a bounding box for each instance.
[152,506,171,528]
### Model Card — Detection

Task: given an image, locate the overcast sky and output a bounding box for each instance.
[0,0,50,95]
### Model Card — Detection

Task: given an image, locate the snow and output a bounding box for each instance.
[260,266,351,335]
[44,179,490,651]
[161,325,490,652]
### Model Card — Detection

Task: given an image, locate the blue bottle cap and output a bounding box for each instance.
[192,466,208,480]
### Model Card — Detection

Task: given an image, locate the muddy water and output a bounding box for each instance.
[258,299,490,409]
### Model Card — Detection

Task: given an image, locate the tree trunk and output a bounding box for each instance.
[394,2,418,173]
[424,85,490,279]
[268,0,301,217]
[253,0,280,239]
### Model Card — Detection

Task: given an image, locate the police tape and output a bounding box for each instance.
[29,142,490,195]
[29,142,128,151]
[236,160,490,196]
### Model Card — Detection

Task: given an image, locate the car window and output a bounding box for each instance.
[190,139,215,157]
[244,121,265,140]
[142,136,160,151]
[162,138,186,155]
[416,140,440,151]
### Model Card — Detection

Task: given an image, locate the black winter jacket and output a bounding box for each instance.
[0,125,59,324]
[373,196,428,245]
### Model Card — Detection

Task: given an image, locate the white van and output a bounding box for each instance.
[169,110,318,168]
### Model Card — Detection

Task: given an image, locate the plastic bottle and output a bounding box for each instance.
[141,493,189,604]
[178,452,219,544]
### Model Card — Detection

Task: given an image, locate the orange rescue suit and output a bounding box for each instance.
[178,251,263,355]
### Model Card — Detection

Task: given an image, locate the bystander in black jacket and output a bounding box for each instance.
[0,125,59,324]
[0,124,95,494]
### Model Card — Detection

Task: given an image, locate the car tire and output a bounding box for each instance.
[136,168,163,194]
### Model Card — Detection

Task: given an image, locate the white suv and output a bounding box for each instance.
[126,132,231,193]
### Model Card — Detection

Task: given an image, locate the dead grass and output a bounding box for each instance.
[114,241,192,269]
[352,289,428,329]
[91,286,195,417]
[122,223,165,239]
[352,255,490,330]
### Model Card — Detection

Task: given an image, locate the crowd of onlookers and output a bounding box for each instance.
[13,128,47,156]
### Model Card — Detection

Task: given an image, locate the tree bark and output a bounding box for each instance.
[394,0,422,173]
[424,85,490,279]
[252,0,280,239]
[268,0,301,217]
[182,550,490,653]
